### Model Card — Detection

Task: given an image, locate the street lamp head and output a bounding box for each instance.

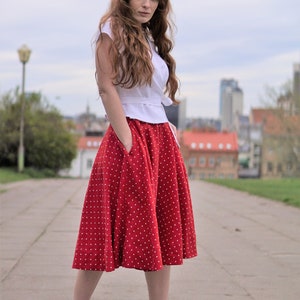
[18,44,31,64]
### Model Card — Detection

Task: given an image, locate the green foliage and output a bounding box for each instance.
[23,167,57,178]
[206,178,300,208]
[0,167,57,184]
[0,167,31,183]
[0,89,20,165]
[0,88,77,173]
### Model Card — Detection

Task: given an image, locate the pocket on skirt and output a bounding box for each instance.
[111,126,135,156]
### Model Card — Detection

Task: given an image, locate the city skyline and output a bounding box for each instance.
[1,0,299,118]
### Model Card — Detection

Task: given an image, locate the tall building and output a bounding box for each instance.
[293,63,300,115]
[219,79,238,117]
[219,79,243,131]
[164,98,187,130]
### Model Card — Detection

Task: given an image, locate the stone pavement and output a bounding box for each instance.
[0,178,300,300]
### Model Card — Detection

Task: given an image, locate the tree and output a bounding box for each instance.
[261,80,293,110]
[0,88,21,166]
[0,88,77,173]
[261,80,300,177]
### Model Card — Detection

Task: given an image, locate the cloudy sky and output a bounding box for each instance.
[1,0,299,118]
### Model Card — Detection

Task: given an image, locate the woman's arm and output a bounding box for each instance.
[95,34,132,152]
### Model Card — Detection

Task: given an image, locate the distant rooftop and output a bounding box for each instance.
[182,131,238,152]
[77,136,102,150]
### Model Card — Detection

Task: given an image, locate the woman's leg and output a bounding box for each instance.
[144,266,171,300]
[73,270,103,300]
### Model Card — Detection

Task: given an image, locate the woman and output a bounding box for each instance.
[72,0,197,299]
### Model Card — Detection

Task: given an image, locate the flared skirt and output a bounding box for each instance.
[72,119,197,272]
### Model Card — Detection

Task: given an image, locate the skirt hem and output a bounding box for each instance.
[72,254,197,272]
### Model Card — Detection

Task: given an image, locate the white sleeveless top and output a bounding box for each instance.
[100,21,173,124]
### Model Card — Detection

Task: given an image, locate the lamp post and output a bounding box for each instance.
[17,44,31,172]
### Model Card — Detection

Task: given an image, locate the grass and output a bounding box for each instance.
[0,167,57,184]
[2,168,299,208]
[0,168,31,184]
[206,178,300,208]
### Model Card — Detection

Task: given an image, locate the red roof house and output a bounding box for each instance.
[180,131,239,179]
[77,136,102,150]
[182,131,238,152]
[60,136,103,178]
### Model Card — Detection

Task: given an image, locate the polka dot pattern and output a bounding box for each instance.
[72,119,197,272]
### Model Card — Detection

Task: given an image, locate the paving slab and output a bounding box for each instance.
[0,178,300,300]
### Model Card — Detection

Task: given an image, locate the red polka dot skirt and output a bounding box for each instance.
[72,119,197,272]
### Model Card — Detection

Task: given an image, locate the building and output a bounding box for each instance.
[250,108,300,178]
[277,92,293,116]
[186,117,221,132]
[219,79,244,131]
[164,98,187,130]
[276,63,300,116]
[219,79,238,116]
[180,130,239,179]
[293,63,300,115]
[236,115,251,166]
[60,136,102,178]
[235,115,262,178]
[248,123,262,172]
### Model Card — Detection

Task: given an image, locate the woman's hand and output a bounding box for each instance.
[168,122,180,147]
[122,137,133,153]
[169,122,178,139]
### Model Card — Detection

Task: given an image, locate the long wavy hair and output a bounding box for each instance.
[98,0,179,103]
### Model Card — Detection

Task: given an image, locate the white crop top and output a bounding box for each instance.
[100,21,173,124]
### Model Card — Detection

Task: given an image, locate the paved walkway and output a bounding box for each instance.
[0,179,300,300]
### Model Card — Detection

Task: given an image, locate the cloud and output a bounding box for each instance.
[178,50,299,118]
[0,0,299,118]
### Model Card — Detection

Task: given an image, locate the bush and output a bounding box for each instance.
[23,167,57,178]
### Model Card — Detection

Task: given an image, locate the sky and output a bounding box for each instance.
[1,0,300,118]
